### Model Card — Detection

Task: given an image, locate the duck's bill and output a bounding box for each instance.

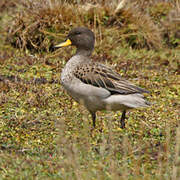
[54,39,72,48]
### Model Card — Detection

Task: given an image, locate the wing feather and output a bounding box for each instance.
[74,62,149,95]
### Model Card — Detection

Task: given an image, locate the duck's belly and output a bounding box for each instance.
[67,89,106,111]
[61,78,111,112]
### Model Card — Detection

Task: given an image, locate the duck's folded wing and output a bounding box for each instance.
[74,62,149,95]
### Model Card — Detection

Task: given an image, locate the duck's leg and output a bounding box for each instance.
[120,110,126,129]
[90,112,96,128]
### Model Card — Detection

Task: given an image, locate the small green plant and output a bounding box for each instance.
[0,0,179,179]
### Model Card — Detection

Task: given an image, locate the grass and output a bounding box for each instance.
[0,0,179,179]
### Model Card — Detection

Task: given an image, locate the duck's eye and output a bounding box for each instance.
[75,32,81,35]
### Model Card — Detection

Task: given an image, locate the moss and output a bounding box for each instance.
[0,0,179,179]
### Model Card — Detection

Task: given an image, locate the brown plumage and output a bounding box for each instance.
[74,62,149,95]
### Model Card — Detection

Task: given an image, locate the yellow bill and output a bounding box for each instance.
[54,39,72,48]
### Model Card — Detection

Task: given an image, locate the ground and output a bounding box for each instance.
[0,0,179,179]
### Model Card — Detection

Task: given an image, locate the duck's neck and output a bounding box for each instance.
[76,48,93,57]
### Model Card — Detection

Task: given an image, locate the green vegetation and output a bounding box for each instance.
[0,0,179,179]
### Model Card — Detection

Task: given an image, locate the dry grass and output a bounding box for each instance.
[4,0,179,52]
[0,0,179,179]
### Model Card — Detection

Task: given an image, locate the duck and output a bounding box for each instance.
[55,27,150,128]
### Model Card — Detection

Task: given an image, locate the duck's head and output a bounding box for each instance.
[55,27,95,56]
